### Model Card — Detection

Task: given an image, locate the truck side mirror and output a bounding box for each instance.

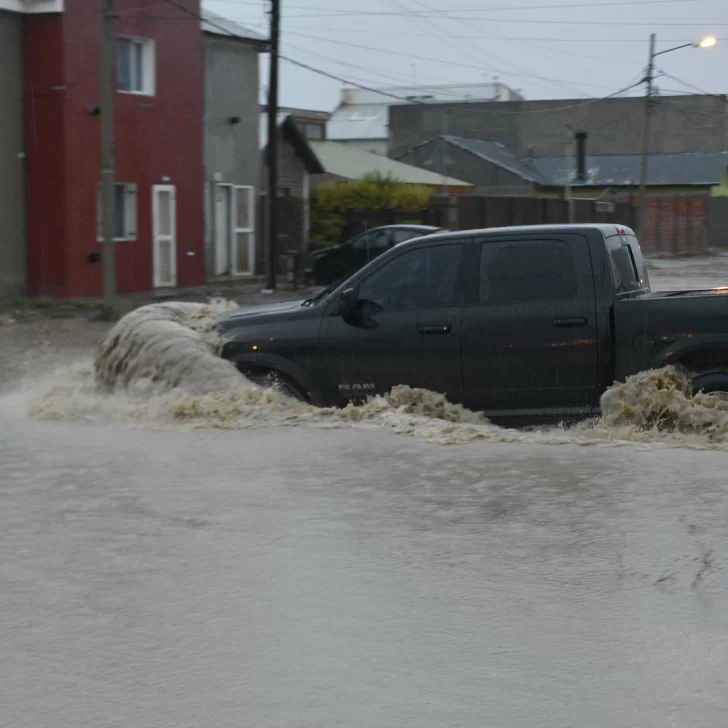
[338,288,357,316]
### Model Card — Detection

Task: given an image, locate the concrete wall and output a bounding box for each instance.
[203,34,260,275]
[398,137,532,194]
[390,94,728,160]
[0,11,26,299]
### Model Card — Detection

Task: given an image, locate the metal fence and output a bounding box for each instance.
[641,195,708,254]
[342,192,726,255]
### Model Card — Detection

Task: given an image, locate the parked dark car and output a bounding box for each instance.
[306,224,443,285]
[218,223,728,422]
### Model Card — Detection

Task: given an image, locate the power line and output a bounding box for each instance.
[284,14,728,26]
[162,0,561,106]
[206,0,696,9]
[657,88,702,95]
[384,0,566,97]
[589,111,642,133]
[287,41,637,105]
[284,30,624,91]
[285,42,486,95]
[657,70,714,96]
[386,0,590,97]
[406,0,603,95]
[166,0,650,117]
[282,54,646,113]
[653,98,727,122]
[131,10,728,44]
[217,0,700,16]
[206,19,728,43]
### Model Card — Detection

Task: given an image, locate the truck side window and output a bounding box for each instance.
[358,244,462,311]
[606,235,642,293]
[479,240,576,302]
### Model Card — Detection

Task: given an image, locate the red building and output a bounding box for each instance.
[23,0,205,297]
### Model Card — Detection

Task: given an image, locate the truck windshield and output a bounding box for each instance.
[605,234,649,294]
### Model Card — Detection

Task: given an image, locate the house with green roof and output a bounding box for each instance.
[309,140,473,193]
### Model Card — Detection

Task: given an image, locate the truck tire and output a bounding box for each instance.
[241,367,308,402]
[691,370,728,396]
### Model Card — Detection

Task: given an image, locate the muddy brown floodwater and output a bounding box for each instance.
[1,267,728,727]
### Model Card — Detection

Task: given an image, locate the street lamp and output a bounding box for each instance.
[637,34,716,241]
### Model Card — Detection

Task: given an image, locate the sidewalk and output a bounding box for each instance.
[0,276,317,326]
[119,276,314,312]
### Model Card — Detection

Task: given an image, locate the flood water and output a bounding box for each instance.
[1,264,728,727]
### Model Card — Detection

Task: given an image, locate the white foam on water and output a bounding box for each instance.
[23,301,728,450]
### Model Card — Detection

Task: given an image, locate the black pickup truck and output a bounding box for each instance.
[218,224,728,421]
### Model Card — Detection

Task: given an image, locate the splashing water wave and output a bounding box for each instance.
[25,301,728,449]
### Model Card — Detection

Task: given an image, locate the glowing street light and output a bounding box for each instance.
[637,33,717,240]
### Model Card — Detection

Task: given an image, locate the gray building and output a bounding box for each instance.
[390,94,728,161]
[202,10,267,279]
[0,8,27,299]
[327,83,523,157]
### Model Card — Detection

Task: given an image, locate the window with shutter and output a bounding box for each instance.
[96,182,139,242]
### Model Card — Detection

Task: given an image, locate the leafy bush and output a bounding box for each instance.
[310,172,433,245]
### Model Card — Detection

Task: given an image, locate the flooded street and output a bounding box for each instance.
[1,263,728,727]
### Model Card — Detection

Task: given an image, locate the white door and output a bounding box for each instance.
[214,184,232,276]
[152,184,177,288]
[233,185,255,276]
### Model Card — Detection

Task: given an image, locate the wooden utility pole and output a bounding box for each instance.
[637,33,656,241]
[265,0,280,291]
[100,0,116,310]
[440,108,449,194]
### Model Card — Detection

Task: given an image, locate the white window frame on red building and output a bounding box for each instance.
[117,35,156,96]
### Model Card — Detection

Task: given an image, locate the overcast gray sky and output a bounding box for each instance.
[205,0,727,111]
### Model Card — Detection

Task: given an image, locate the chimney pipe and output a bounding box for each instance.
[575,131,587,182]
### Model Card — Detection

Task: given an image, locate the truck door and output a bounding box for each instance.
[318,240,466,403]
[461,233,599,414]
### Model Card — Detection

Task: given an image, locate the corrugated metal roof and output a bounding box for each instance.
[309,141,471,187]
[442,136,552,185]
[530,152,728,186]
[327,104,390,142]
[201,9,267,43]
[432,136,728,187]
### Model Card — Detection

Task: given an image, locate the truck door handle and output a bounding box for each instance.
[418,325,452,334]
[552,317,587,328]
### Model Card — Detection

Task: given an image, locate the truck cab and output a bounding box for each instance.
[219,224,728,421]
